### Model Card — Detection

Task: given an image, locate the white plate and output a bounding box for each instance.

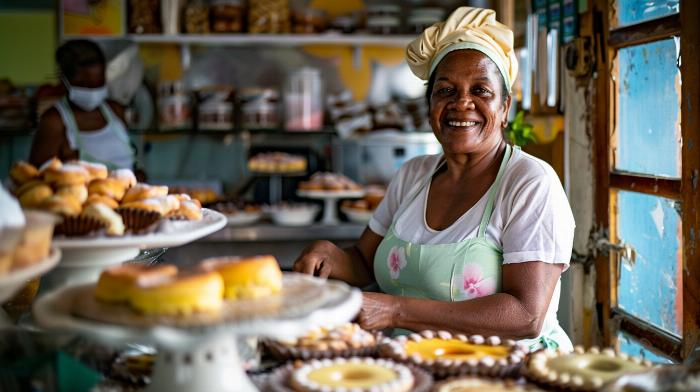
[341,207,374,223]
[297,190,365,199]
[225,211,263,226]
[0,247,61,303]
[52,209,226,250]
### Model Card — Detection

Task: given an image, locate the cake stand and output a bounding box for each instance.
[297,190,365,225]
[33,273,362,392]
[0,247,61,325]
[251,171,306,205]
[42,209,226,292]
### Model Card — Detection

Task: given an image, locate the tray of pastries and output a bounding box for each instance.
[298,172,364,198]
[340,185,385,223]
[210,200,263,226]
[248,152,307,174]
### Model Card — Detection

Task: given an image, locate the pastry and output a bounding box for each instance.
[526,346,653,391]
[95,264,178,303]
[380,331,527,378]
[85,194,119,209]
[122,184,169,204]
[43,164,90,186]
[266,323,378,360]
[248,152,308,173]
[40,194,83,216]
[433,376,543,392]
[12,210,57,270]
[9,161,39,186]
[172,199,203,220]
[120,198,168,215]
[290,357,414,392]
[70,160,108,181]
[198,255,282,299]
[109,168,137,189]
[0,186,26,274]
[56,184,88,204]
[129,270,224,315]
[18,183,53,209]
[38,157,62,174]
[81,203,125,236]
[88,178,127,201]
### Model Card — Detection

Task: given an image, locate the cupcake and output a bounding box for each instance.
[0,186,25,274]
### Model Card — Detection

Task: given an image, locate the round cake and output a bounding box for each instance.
[379,330,527,378]
[290,357,414,392]
[433,376,544,392]
[129,270,224,315]
[198,255,282,299]
[94,264,178,303]
[526,346,653,391]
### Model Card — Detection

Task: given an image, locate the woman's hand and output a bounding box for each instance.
[356,292,398,330]
[292,240,344,278]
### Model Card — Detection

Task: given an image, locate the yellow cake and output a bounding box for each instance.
[94,264,178,303]
[129,270,224,315]
[290,357,414,392]
[526,346,653,391]
[380,330,527,378]
[198,255,282,299]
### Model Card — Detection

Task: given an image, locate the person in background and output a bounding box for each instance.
[29,40,136,172]
[293,7,575,351]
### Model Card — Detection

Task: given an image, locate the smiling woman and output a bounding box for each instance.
[293,6,575,353]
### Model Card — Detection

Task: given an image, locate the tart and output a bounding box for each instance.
[380,330,527,378]
[198,255,282,300]
[265,323,378,360]
[289,357,414,392]
[432,376,544,392]
[525,345,653,391]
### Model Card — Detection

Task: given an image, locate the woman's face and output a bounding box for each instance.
[429,50,511,156]
[68,64,105,89]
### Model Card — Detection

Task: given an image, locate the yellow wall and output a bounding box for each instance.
[0,10,56,84]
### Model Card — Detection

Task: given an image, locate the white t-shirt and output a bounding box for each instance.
[369,148,576,267]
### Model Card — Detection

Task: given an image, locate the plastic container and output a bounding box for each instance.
[240,88,280,129]
[292,8,328,33]
[367,16,400,35]
[184,0,210,33]
[211,0,245,33]
[284,67,323,131]
[158,82,191,131]
[248,0,290,33]
[198,101,233,130]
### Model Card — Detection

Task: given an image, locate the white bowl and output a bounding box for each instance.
[226,211,263,226]
[266,204,320,226]
[341,207,374,224]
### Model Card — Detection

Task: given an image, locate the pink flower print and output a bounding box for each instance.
[387,246,407,280]
[460,263,496,299]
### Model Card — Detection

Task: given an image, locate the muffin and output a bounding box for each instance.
[0,186,25,275]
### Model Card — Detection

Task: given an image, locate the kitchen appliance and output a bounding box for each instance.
[334,130,442,185]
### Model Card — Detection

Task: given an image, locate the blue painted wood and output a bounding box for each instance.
[617,190,681,335]
[613,0,679,28]
[616,38,680,178]
[618,331,675,364]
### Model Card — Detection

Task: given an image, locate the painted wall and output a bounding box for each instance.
[0,10,56,84]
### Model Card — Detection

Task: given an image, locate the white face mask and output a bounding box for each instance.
[65,79,108,111]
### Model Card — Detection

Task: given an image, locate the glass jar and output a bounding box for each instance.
[367,16,400,35]
[129,0,161,34]
[184,0,210,34]
[248,0,290,33]
[210,0,245,33]
[198,101,233,130]
[292,8,328,34]
[158,81,191,131]
[284,67,323,131]
[240,88,279,129]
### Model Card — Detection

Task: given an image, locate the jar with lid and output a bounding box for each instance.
[248,0,290,33]
[210,0,245,33]
[184,0,210,34]
[407,7,445,34]
[198,101,233,130]
[240,88,280,129]
[129,0,161,33]
[367,16,400,35]
[292,7,328,34]
[284,67,323,131]
[158,81,191,131]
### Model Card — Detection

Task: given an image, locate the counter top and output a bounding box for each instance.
[203,223,365,242]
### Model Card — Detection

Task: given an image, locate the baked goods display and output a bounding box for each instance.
[298,172,363,192]
[198,255,283,300]
[433,376,544,391]
[168,186,220,205]
[526,346,653,391]
[8,158,204,237]
[341,185,385,223]
[379,330,527,378]
[265,322,378,360]
[289,357,415,392]
[248,152,308,174]
[210,200,263,226]
[265,203,320,226]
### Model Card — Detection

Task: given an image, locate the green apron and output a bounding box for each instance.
[373,144,572,351]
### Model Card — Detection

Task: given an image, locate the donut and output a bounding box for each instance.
[43,164,90,187]
[84,194,119,209]
[122,184,169,204]
[69,160,108,181]
[18,183,53,209]
[39,194,83,216]
[81,203,125,236]
[198,255,282,299]
[290,357,414,392]
[88,178,127,201]
[95,264,178,303]
[9,161,39,185]
[108,168,137,189]
[56,184,88,204]
[129,270,224,315]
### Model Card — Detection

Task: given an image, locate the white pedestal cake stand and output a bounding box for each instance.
[297,190,365,225]
[33,273,362,392]
[42,209,226,292]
